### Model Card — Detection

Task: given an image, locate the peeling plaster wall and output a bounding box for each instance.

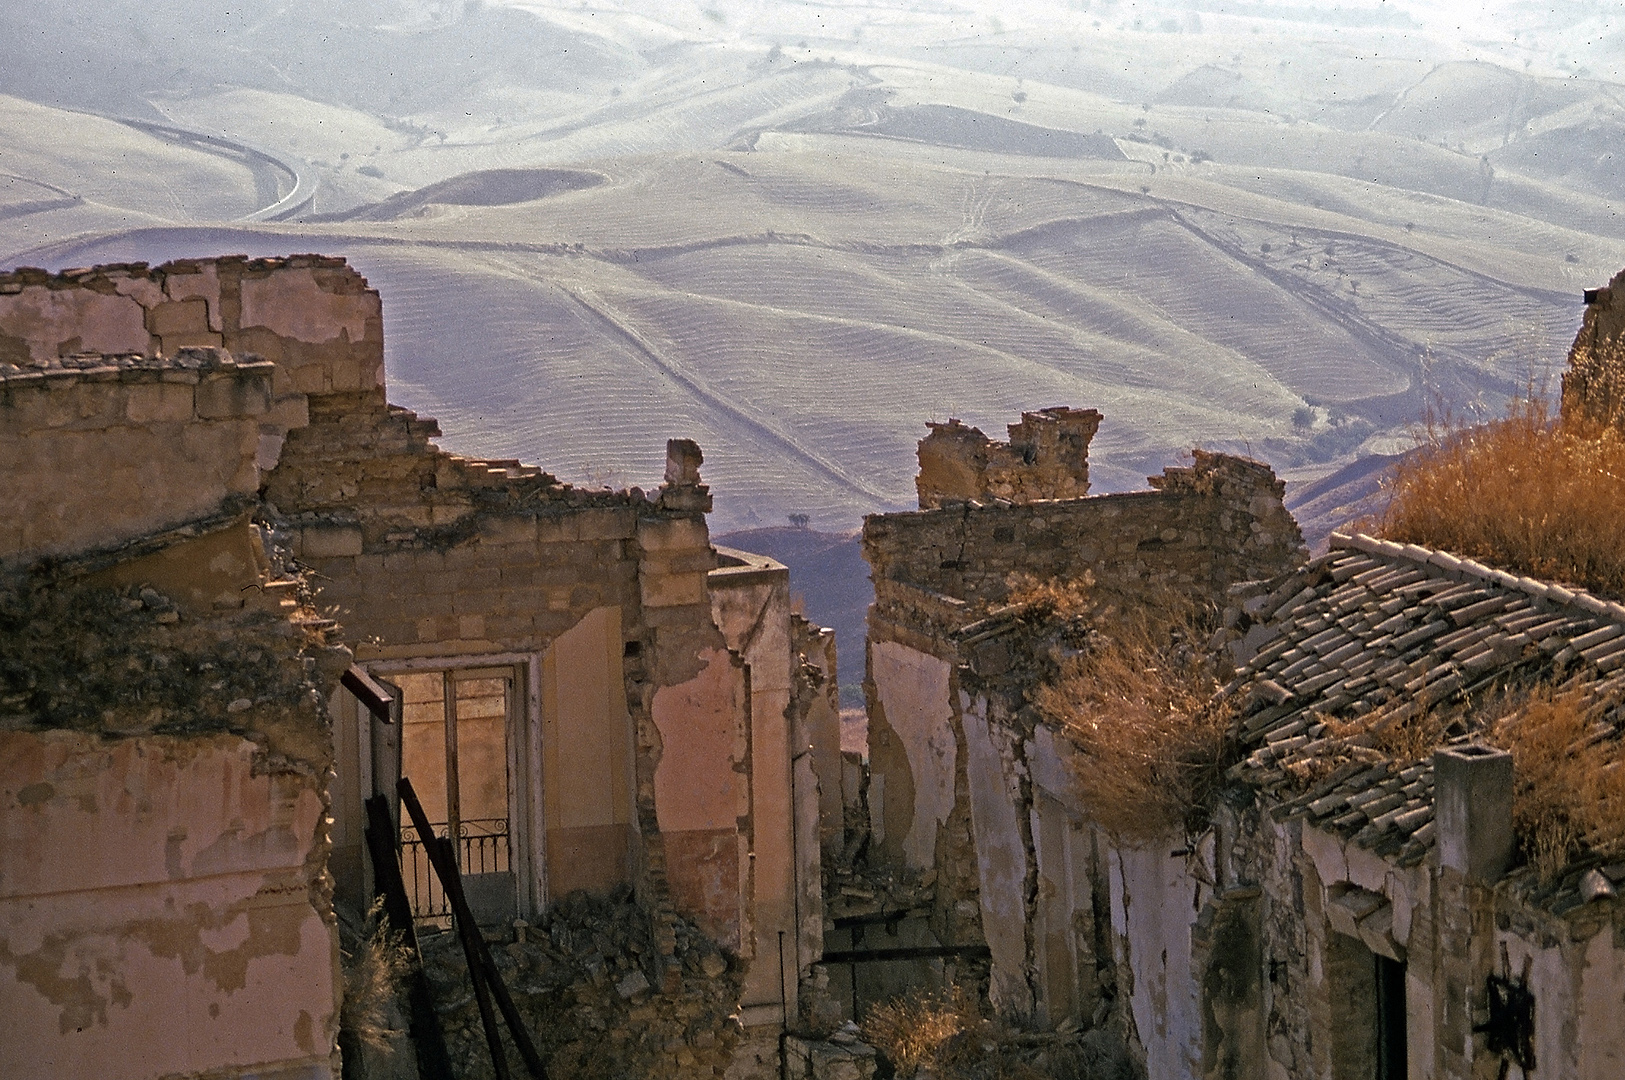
[1574,931,1625,1080]
[0,730,337,1080]
[653,649,748,952]
[3,257,820,1079]
[789,616,838,1022]
[867,640,957,871]
[707,550,807,1022]
[294,443,726,918]
[796,619,844,863]
[961,696,1032,1015]
[1026,725,1104,1029]
[861,441,1305,992]
[1109,843,1202,1080]
[951,692,1625,1080]
[1498,923,1625,1080]
[543,606,636,897]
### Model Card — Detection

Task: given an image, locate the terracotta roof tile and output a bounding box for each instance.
[1223,533,1625,887]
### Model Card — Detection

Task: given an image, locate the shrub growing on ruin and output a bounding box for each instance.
[1380,395,1625,598]
[1034,598,1233,842]
[861,983,1134,1079]
[340,900,414,1053]
[860,984,984,1077]
[1005,570,1098,620]
[1489,688,1625,884]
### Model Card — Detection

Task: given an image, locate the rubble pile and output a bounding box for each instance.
[0,571,343,766]
[825,864,936,926]
[419,888,743,1080]
[934,1022,1136,1080]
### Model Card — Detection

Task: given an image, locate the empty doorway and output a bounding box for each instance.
[1327,931,1407,1080]
[396,665,522,927]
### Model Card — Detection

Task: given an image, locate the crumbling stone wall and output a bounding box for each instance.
[0,522,349,1080]
[0,305,352,1078]
[863,446,1300,876]
[0,256,384,449]
[859,413,1304,1051]
[951,531,1625,1080]
[2,256,830,1080]
[916,408,1102,509]
[0,349,272,565]
[870,449,1303,618]
[789,614,846,1031]
[793,615,844,863]
[1563,266,1625,431]
[281,390,728,920]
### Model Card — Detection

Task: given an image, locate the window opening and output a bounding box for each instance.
[396,667,515,926]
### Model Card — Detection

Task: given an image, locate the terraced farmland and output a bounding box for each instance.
[1,0,1621,533]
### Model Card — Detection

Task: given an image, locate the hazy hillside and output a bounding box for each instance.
[715,526,869,702]
[2,0,1621,535]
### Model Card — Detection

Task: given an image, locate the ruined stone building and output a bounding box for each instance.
[0,256,840,1080]
[852,410,1305,1017]
[9,252,1625,1080]
[853,298,1625,1078]
[1565,265,1625,432]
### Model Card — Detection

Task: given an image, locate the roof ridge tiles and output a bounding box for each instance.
[1330,531,1625,628]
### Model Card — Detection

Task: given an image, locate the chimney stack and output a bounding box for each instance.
[1433,744,1514,883]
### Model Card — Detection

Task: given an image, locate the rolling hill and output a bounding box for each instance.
[0,0,1620,541]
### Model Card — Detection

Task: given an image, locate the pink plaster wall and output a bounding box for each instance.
[0,730,338,1080]
[652,649,746,949]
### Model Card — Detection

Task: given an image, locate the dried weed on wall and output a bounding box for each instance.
[1027,586,1233,843]
[1490,687,1625,884]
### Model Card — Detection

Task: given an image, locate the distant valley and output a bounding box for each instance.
[2,0,1620,534]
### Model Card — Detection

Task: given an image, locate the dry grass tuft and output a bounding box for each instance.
[861,984,1134,1079]
[860,984,984,1077]
[1005,570,1098,619]
[341,899,414,1052]
[1380,395,1625,597]
[1490,688,1625,884]
[1035,596,1231,842]
[1320,705,1447,768]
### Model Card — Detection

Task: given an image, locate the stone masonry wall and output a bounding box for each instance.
[869,449,1303,622]
[1564,265,1625,431]
[0,349,273,566]
[916,408,1102,509]
[0,256,384,455]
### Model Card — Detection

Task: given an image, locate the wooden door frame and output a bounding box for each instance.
[366,652,544,919]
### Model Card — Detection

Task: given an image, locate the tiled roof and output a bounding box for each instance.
[1226,532,1625,875]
